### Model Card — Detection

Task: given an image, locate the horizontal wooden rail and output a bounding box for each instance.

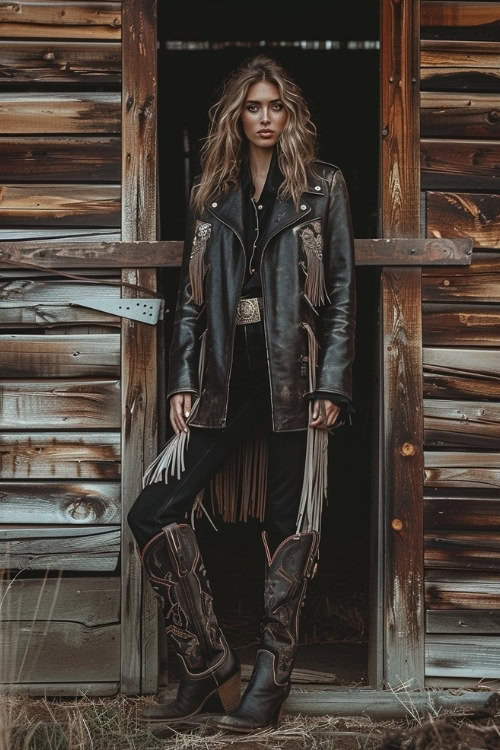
[0,238,472,269]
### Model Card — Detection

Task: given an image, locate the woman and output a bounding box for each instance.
[128,55,356,732]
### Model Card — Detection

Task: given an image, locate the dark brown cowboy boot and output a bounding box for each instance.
[215,530,319,733]
[141,522,241,722]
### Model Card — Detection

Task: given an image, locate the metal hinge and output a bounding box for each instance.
[70,298,164,324]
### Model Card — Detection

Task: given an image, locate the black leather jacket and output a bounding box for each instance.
[167,160,356,432]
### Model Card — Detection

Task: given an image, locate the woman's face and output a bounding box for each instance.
[240,80,288,150]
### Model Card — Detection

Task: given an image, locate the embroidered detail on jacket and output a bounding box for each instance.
[189,220,211,305]
[299,221,329,307]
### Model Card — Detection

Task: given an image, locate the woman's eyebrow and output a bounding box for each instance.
[245,98,283,104]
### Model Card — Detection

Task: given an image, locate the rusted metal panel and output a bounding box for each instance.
[0,137,120,182]
[427,191,500,249]
[0,526,120,571]
[421,92,500,138]
[0,41,121,85]
[0,2,121,40]
[0,431,120,479]
[120,0,159,695]
[421,138,500,190]
[0,93,121,134]
[0,481,120,524]
[0,334,120,377]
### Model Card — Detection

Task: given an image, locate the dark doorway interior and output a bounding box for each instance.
[157,2,379,687]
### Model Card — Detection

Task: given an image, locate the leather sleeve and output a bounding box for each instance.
[315,169,356,400]
[167,193,203,400]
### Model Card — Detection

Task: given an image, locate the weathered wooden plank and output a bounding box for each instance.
[421,2,500,30]
[0,334,120,377]
[379,0,423,691]
[422,254,500,303]
[284,687,499,718]
[427,191,500,250]
[0,185,120,227]
[421,40,500,68]
[0,229,120,243]
[424,369,500,400]
[425,492,500,530]
[427,609,500,633]
[0,526,120,571]
[0,622,120,682]
[0,41,121,85]
[0,238,472,270]
[425,451,500,469]
[0,682,119,696]
[121,0,159,696]
[0,94,121,135]
[0,577,120,624]
[0,302,119,327]
[0,431,120,480]
[0,137,120,182]
[424,399,500,449]
[421,138,500,191]
[425,467,500,489]
[0,279,120,302]
[425,531,500,570]
[0,481,120,524]
[426,635,500,677]
[421,92,500,138]
[425,569,500,609]
[0,379,120,429]
[424,347,500,376]
[0,3,121,40]
[421,68,500,92]
[423,303,500,346]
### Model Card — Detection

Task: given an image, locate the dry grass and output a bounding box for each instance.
[1,694,499,750]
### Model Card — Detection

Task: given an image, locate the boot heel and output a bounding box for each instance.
[217,671,241,712]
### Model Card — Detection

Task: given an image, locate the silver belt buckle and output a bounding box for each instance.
[236,297,261,325]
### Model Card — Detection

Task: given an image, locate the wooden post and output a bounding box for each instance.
[120,0,158,694]
[376,0,425,689]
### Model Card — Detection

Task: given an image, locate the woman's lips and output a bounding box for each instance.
[257,130,274,138]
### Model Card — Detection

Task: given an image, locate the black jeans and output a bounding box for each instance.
[127,320,307,552]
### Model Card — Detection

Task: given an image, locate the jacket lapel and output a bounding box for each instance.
[259,196,311,252]
[206,183,245,247]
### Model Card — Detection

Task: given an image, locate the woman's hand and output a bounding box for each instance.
[310,399,340,430]
[170,393,192,435]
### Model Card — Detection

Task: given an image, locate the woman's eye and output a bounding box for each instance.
[247,105,258,112]
[272,102,284,110]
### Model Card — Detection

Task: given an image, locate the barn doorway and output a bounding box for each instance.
[156,1,380,688]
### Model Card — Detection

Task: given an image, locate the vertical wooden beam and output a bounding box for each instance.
[120,0,158,694]
[377,0,425,689]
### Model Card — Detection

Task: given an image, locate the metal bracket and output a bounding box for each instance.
[70,298,164,324]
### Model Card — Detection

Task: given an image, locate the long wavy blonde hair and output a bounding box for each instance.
[194,56,318,212]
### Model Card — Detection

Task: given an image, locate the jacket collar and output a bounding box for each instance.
[206,157,324,245]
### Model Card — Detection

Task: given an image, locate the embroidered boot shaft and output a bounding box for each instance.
[141,523,240,722]
[215,530,319,733]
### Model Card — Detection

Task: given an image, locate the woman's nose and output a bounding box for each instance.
[260,109,270,124]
